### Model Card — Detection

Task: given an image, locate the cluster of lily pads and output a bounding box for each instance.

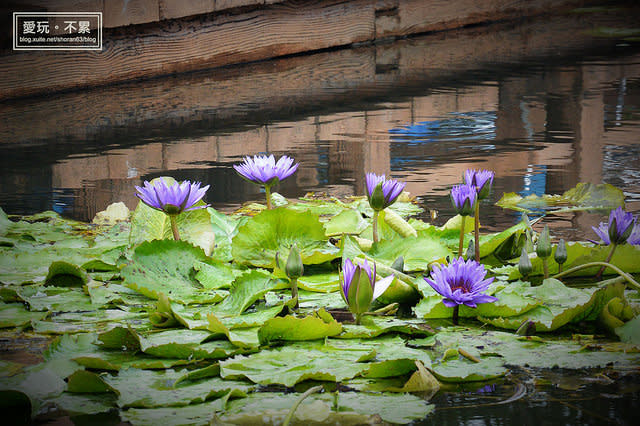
[1,153,639,425]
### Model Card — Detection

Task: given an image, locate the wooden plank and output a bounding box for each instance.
[159,0,216,20]
[103,0,160,27]
[0,0,374,100]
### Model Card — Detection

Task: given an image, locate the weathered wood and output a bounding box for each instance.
[0,0,374,100]
[1,0,594,100]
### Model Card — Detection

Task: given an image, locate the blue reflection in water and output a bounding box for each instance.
[52,189,76,215]
[388,111,497,143]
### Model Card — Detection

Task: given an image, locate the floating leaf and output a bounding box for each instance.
[0,302,47,328]
[324,209,369,237]
[232,208,339,268]
[369,234,452,272]
[122,240,227,304]
[257,309,342,345]
[102,368,251,408]
[496,182,624,214]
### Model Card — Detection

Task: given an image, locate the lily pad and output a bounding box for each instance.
[231,208,339,268]
[257,309,342,345]
[496,182,624,214]
[122,240,227,304]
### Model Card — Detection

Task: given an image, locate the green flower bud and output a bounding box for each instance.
[391,256,404,272]
[285,244,304,279]
[536,225,552,259]
[465,238,475,260]
[369,182,386,211]
[554,239,567,265]
[518,247,532,277]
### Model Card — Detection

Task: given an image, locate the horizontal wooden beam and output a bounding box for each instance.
[0,0,590,100]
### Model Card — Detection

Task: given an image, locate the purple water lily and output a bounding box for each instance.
[340,258,394,324]
[233,154,298,209]
[365,173,406,211]
[135,179,209,215]
[451,184,477,217]
[591,207,635,246]
[425,258,497,324]
[135,178,210,241]
[464,169,494,200]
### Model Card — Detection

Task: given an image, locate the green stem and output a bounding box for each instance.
[553,261,640,291]
[595,244,617,280]
[458,216,465,258]
[282,385,324,426]
[372,210,380,244]
[558,263,563,273]
[169,215,180,241]
[474,202,480,262]
[290,277,299,311]
[355,313,363,325]
[264,185,273,210]
[542,257,549,279]
[452,304,459,325]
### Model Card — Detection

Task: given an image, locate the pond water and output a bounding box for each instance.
[2,5,640,426]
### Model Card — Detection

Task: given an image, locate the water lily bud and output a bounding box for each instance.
[368,182,386,211]
[285,244,304,279]
[554,239,567,265]
[536,225,552,259]
[518,247,532,277]
[524,229,535,253]
[465,238,475,260]
[391,256,404,272]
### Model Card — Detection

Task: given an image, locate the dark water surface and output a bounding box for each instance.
[2,5,640,425]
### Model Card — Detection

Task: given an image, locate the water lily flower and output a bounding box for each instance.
[464,169,494,200]
[592,207,636,279]
[451,184,477,256]
[340,258,394,324]
[365,173,406,243]
[135,178,210,240]
[365,173,406,211]
[628,222,640,246]
[451,184,477,217]
[234,154,299,209]
[425,257,497,324]
[592,207,635,246]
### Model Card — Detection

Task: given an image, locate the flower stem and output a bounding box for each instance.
[458,216,465,257]
[355,313,363,325]
[452,304,459,325]
[542,258,549,279]
[169,215,180,241]
[553,261,640,292]
[290,277,299,311]
[595,244,617,280]
[282,385,324,426]
[372,210,380,244]
[264,185,273,210]
[474,202,480,262]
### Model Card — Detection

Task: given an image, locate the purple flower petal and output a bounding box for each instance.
[424,258,497,308]
[135,178,209,215]
[234,154,299,186]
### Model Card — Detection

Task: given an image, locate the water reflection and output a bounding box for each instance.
[1,10,640,244]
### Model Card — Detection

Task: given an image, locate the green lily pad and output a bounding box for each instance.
[16,286,95,312]
[616,315,640,345]
[0,367,66,417]
[496,182,624,214]
[369,234,452,272]
[122,240,227,304]
[324,209,369,237]
[297,273,340,293]
[257,309,342,345]
[231,208,339,268]
[120,396,232,426]
[338,316,434,339]
[31,309,146,335]
[479,279,625,332]
[50,392,117,416]
[220,341,374,387]
[0,302,48,328]
[431,356,507,382]
[212,269,283,316]
[102,367,252,408]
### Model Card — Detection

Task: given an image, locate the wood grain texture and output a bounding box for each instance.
[1,0,374,100]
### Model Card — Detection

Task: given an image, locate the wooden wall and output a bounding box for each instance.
[0,0,588,100]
